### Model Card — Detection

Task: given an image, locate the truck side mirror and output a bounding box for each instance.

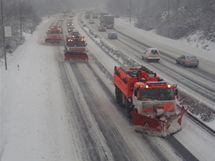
[134,88,138,97]
[137,94,141,100]
[174,89,178,98]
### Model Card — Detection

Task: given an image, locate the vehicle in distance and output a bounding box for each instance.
[92,13,98,19]
[64,33,88,62]
[67,26,74,33]
[100,15,114,29]
[45,25,64,44]
[89,20,95,24]
[176,55,199,67]
[98,25,106,32]
[85,11,91,19]
[142,48,160,62]
[108,32,118,39]
[67,22,73,27]
[70,31,80,37]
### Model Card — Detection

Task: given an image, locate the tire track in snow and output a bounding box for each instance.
[71,63,140,161]
[59,62,113,161]
[166,137,199,161]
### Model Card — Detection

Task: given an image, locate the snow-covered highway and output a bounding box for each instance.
[0,12,215,161]
[78,13,215,161]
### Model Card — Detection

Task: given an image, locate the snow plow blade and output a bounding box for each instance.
[44,33,64,45]
[131,107,186,137]
[64,47,88,62]
[64,52,88,62]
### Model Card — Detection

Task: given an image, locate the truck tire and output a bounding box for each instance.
[125,101,133,118]
[115,87,122,105]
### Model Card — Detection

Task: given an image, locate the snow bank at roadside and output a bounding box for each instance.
[0,32,31,160]
[0,17,80,161]
[180,31,215,54]
[0,61,5,158]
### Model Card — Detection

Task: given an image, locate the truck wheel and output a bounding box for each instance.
[121,95,127,108]
[115,87,122,105]
[126,103,133,118]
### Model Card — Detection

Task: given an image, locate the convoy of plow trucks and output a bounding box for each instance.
[45,18,88,62]
[44,14,186,137]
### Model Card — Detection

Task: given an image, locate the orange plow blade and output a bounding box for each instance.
[64,52,88,62]
[45,35,64,45]
[131,107,187,137]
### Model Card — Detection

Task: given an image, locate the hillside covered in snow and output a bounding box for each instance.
[107,0,215,53]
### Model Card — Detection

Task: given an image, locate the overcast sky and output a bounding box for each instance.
[29,0,108,15]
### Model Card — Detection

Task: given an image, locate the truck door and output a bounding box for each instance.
[132,87,142,111]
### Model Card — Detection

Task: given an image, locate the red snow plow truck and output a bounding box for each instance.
[45,25,64,44]
[64,31,88,62]
[113,66,186,137]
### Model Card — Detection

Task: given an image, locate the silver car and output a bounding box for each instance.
[176,55,199,67]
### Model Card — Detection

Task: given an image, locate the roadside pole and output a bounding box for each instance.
[0,0,7,70]
[129,0,132,24]
[19,0,23,42]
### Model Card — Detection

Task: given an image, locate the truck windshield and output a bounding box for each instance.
[72,32,80,36]
[140,88,175,101]
[151,50,158,55]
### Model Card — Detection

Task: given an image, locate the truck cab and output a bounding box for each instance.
[132,81,177,117]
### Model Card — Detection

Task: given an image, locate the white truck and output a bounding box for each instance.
[100,15,114,29]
